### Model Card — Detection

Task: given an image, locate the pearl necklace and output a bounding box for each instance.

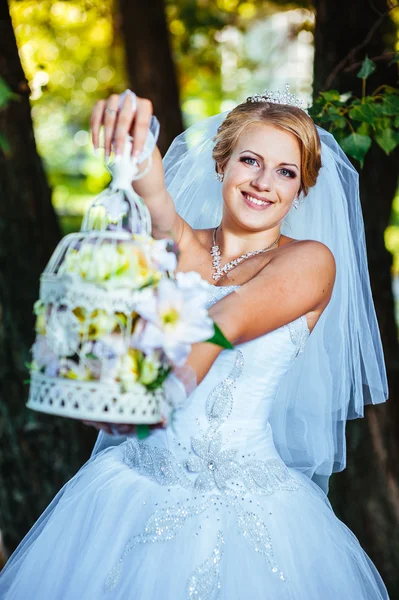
[210,227,281,281]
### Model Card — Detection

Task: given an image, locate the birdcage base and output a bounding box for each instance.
[27,372,164,424]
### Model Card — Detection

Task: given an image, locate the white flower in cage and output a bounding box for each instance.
[46,309,81,357]
[59,244,116,281]
[81,335,126,382]
[87,310,120,340]
[31,335,60,376]
[59,241,160,289]
[117,349,141,391]
[35,312,47,336]
[133,274,214,366]
[58,244,91,277]
[83,356,119,382]
[59,359,92,381]
[119,381,148,407]
[143,237,177,272]
[82,335,126,361]
[33,299,45,316]
[33,298,48,335]
[175,270,212,294]
[140,352,161,385]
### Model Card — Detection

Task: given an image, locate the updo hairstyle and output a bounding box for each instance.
[212,101,322,196]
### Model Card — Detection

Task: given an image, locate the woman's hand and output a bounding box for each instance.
[90,90,153,160]
[89,90,183,240]
[82,418,167,436]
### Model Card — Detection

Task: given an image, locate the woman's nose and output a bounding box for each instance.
[251,168,272,191]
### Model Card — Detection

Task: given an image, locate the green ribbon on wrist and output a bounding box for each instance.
[136,424,151,439]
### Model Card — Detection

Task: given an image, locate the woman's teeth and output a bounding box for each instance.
[243,192,271,206]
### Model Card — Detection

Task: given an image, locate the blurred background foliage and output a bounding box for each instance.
[8,0,399,297]
[8,0,316,232]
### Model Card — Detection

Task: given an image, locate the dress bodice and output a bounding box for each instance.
[122,285,310,496]
[168,285,309,455]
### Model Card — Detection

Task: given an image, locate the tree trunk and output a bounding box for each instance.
[117,0,184,155]
[313,0,399,593]
[0,1,95,555]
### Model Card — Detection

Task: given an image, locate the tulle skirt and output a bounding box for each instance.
[0,442,389,599]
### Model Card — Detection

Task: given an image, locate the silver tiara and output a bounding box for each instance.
[246,84,305,110]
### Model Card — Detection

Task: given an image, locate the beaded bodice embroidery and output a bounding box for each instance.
[105,285,310,597]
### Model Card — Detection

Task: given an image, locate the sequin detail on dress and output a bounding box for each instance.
[105,497,216,592]
[187,531,224,599]
[106,349,301,592]
[122,352,298,497]
[286,315,309,357]
[235,506,286,581]
[205,285,240,310]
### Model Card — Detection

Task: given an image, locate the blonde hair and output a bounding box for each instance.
[212,102,322,196]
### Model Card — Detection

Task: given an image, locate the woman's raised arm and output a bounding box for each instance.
[90,91,184,241]
[183,241,336,385]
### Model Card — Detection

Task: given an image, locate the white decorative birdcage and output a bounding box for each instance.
[27,135,176,424]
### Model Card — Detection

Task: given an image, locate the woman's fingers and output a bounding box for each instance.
[130,97,153,158]
[102,94,121,160]
[82,419,167,435]
[113,93,136,157]
[90,99,106,151]
[82,420,109,434]
[90,92,153,160]
[114,424,136,434]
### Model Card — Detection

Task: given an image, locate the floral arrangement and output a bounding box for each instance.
[33,236,216,382]
[27,131,232,428]
[28,233,229,426]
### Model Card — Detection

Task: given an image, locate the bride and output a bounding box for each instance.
[0,87,389,599]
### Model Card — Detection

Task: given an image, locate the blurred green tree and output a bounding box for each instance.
[0,0,96,554]
[117,0,184,155]
[312,0,399,593]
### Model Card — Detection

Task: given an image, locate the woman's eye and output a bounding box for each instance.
[279,168,296,178]
[240,157,258,167]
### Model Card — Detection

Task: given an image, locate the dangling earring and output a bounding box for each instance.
[215,172,224,182]
[293,193,304,210]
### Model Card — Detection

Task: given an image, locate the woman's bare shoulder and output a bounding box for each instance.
[275,238,335,271]
[256,238,336,318]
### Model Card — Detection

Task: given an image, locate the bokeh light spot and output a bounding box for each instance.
[82,77,98,92]
[74,130,90,146]
[169,20,185,36]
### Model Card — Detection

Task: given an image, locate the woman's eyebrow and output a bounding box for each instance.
[239,150,299,170]
[278,162,299,169]
[240,149,263,159]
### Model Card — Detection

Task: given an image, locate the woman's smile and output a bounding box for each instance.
[241,190,274,210]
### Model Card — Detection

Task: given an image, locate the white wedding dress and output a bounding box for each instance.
[0,286,389,599]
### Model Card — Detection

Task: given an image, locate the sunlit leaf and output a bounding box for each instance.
[380,94,399,116]
[349,102,378,124]
[340,133,372,166]
[325,105,347,128]
[357,122,370,136]
[320,90,341,102]
[375,128,399,155]
[356,56,376,80]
